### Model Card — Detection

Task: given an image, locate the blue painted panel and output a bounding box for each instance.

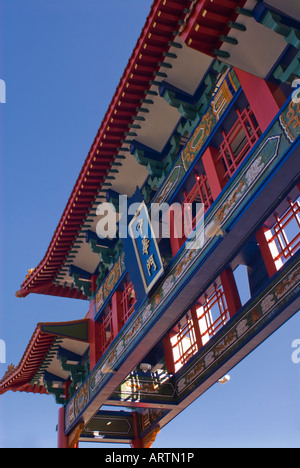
[121,187,147,309]
[129,201,164,294]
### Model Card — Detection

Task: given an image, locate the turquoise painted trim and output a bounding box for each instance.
[165,89,243,208]
[93,252,126,320]
[150,68,241,208]
[91,68,241,307]
[94,271,127,322]
[65,251,300,433]
[64,96,300,433]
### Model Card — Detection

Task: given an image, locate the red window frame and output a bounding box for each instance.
[120,281,137,327]
[196,282,230,346]
[97,307,114,358]
[218,106,261,181]
[167,276,238,373]
[183,172,213,236]
[170,312,199,373]
[264,196,300,270]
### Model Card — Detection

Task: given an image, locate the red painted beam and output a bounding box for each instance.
[233,67,287,133]
[180,0,247,56]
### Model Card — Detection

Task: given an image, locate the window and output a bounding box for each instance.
[170,311,199,373]
[168,282,231,373]
[196,282,230,346]
[165,271,241,373]
[97,306,114,358]
[183,172,213,236]
[120,281,137,327]
[264,196,300,271]
[218,106,262,181]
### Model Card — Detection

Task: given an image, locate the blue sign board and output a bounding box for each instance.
[129,202,164,293]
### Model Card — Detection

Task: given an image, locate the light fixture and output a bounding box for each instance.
[140,363,152,372]
[218,374,230,384]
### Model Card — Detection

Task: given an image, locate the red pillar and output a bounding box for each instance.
[234,67,286,132]
[89,291,124,371]
[63,380,71,401]
[111,290,124,338]
[88,298,102,371]
[90,274,98,295]
[130,411,144,448]
[57,407,68,449]
[167,205,185,257]
[256,226,277,278]
[190,305,203,349]
[163,332,176,375]
[202,146,226,200]
[220,268,242,318]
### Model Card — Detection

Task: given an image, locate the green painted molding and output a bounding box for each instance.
[71,273,91,298]
[151,68,241,207]
[59,357,89,398]
[40,321,89,342]
[260,10,300,50]
[160,61,229,121]
[273,51,300,84]
[64,96,300,432]
[94,252,126,317]
[45,380,65,405]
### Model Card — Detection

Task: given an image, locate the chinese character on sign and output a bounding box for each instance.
[147,254,157,276]
[142,237,150,256]
[137,218,145,237]
[129,202,164,293]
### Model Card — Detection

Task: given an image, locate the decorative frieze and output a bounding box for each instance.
[175,256,300,400]
[94,252,126,317]
[152,68,240,207]
[64,96,300,433]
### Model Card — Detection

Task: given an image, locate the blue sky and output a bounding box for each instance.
[0,0,299,448]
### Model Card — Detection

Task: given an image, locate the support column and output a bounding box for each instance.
[63,380,71,401]
[256,226,277,278]
[88,298,102,371]
[234,67,286,132]
[163,332,176,375]
[90,274,98,295]
[167,205,185,257]
[89,290,124,371]
[57,407,68,449]
[202,146,226,200]
[111,290,124,337]
[130,411,143,448]
[190,305,203,350]
[220,268,242,318]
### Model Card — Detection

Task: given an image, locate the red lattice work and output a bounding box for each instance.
[167,276,239,373]
[183,173,213,236]
[196,283,230,346]
[97,307,114,358]
[264,197,300,271]
[170,312,199,373]
[120,282,137,327]
[218,107,261,181]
